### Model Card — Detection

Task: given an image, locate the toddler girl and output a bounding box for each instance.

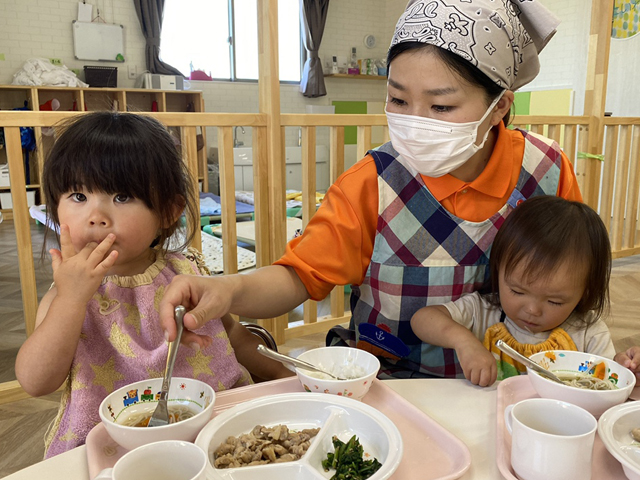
[410,196,614,386]
[15,112,291,457]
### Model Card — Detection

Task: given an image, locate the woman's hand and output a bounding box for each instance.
[615,346,640,379]
[160,265,310,350]
[50,224,118,305]
[160,274,236,350]
[456,338,497,387]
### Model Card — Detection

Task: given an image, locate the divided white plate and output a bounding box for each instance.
[195,392,403,480]
[598,402,640,480]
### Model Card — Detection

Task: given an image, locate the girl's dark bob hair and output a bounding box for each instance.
[42,111,198,253]
[489,195,611,324]
[387,42,512,126]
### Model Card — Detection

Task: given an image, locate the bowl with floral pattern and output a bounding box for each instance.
[295,347,380,401]
[527,350,635,418]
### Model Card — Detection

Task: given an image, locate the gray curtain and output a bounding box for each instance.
[300,0,330,97]
[133,0,184,76]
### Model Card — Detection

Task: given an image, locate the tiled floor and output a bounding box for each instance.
[1,219,640,477]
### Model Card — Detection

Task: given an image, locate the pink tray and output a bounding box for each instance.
[87,377,471,479]
[496,375,636,479]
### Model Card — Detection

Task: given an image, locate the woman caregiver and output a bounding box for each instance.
[160,0,583,378]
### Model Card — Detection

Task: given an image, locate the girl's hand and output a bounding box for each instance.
[456,339,497,387]
[615,346,640,379]
[49,224,118,305]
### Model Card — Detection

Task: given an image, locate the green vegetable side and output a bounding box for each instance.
[321,435,382,480]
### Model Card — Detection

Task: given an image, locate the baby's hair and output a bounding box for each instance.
[489,195,611,324]
[42,111,198,253]
[386,42,512,126]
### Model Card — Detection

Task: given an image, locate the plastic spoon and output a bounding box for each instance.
[256,345,347,380]
[147,306,185,427]
[495,340,567,384]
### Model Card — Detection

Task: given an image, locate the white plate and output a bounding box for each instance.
[195,392,403,480]
[598,402,640,480]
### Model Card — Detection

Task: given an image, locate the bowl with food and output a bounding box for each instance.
[99,377,215,451]
[195,392,403,480]
[295,347,380,401]
[598,402,640,480]
[527,350,635,418]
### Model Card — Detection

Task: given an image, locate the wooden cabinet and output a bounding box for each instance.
[0,85,207,219]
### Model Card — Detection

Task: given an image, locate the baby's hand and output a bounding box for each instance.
[615,346,640,379]
[456,339,497,387]
[50,225,118,304]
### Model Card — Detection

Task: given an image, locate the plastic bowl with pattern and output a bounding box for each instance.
[99,377,215,450]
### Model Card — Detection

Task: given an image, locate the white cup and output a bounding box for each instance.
[504,398,597,480]
[94,440,207,480]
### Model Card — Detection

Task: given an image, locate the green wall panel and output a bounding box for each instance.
[332,101,367,145]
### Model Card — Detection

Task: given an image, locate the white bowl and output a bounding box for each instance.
[527,350,635,418]
[99,377,215,451]
[195,392,403,480]
[295,347,380,401]
[598,402,640,480]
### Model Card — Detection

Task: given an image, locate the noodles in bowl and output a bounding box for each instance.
[99,377,215,450]
[117,404,199,427]
[527,351,635,418]
[553,372,619,391]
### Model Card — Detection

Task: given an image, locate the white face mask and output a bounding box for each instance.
[386,92,505,177]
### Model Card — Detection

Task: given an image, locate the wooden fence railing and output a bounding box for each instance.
[600,118,640,258]
[0,110,638,403]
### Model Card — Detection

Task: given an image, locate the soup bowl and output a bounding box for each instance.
[527,350,635,418]
[295,347,380,401]
[99,377,215,451]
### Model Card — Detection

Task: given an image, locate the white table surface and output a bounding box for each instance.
[5,379,501,480]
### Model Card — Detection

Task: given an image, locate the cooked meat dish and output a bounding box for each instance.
[213,424,321,468]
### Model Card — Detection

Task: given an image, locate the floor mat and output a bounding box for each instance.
[200,230,256,274]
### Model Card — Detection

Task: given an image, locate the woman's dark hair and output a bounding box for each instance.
[489,195,611,325]
[42,111,198,254]
[387,42,512,126]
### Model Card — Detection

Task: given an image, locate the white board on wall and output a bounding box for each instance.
[72,21,125,62]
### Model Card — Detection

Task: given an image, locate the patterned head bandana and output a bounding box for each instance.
[390,0,560,90]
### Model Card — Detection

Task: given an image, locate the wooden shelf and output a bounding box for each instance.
[324,74,386,80]
[0,85,208,214]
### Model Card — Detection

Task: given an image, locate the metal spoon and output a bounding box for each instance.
[147,305,185,427]
[256,345,347,380]
[495,340,567,385]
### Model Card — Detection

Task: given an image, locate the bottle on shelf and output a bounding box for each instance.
[348,47,359,75]
[331,56,340,74]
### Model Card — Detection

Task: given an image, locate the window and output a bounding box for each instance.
[161,0,302,82]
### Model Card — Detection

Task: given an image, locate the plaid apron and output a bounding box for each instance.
[329,129,563,378]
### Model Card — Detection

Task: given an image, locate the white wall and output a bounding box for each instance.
[606,33,640,116]
[524,0,592,115]
[0,0,146,89]
[524,0,639,117]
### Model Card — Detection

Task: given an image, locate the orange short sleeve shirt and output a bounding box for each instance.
[275,125,582,300]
